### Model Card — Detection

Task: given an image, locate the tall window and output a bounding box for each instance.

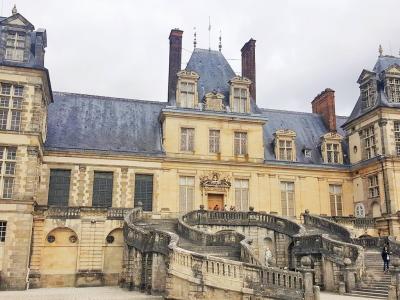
[281,181,295,217]
[209,129,220,153]
[395,121,400,156]
[232,87,247,113]
[278,140,293,160]
[92,171,113,207]
[0,147,16,199]
[361,82,376,109]
[329,184,343,216]
[327,143,340,163]
[5,32,25,62]
[179,82,195,108]
[179,176,194,213]
[134,174,153,211]
[387,78,400,103]
[0,84,23,131]
[364,125,377,159]
[0,221,6,242]
[48,169,71,206]
[235,179,249,211]
[368,174,379,198]
[234,132,247,155]
[180,128,194,152]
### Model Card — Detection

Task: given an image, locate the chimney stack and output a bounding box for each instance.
[312,88,337,132]
[241,38,256,102]
[168,29,183,104]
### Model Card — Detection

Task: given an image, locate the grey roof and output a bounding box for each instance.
[45,92,166,155]
[186,48,236,106]
[261,109,348,164]
[344,55,400,127]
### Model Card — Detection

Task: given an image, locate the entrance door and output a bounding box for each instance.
[208,194,224,210]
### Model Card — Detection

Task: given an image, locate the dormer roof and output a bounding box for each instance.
[0,13,34,30]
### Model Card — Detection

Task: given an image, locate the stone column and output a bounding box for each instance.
[299,256,315,300]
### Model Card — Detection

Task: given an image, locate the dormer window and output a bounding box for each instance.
[321,132,344,164]
[176,70,199,109]
[5,31,25,62]
[361,81,376,109]
[233,88,247,113]
[229,76,251,113]
[274,129,296,161]
[386,78,400,103]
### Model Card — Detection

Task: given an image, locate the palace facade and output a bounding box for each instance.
[0,7,400,291]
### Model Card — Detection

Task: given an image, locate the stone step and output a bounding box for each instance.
[348,290,388,299]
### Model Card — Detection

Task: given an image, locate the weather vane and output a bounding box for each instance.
[208,16,211,50]
[219,30,222,52]
[193,27,197,49]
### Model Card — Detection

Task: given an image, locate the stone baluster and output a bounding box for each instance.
[343,257,356,292]
[299,256,315,300]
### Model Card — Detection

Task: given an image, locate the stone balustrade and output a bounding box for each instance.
[183,209,304,237]
[388,236,400,256]
[45,206,81,219]
[302,212,354,242]
[325,216,376,229]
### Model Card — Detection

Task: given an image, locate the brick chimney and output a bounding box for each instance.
[312,88,337,132]
[241,38,256,101]
[168,29,183,104]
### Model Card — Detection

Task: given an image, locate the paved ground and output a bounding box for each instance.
[0,286,162,300]
[0,287,377,300]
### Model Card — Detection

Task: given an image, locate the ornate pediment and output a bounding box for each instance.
[200,172,231,190]
[204,91,225,111]
[321,132,343,141]
[357,69,375,84]
[274,129,296,137]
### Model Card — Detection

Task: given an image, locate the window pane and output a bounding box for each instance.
[48,169,71,206]
[134,174,153,211]
[0,109,8,129]
[3,177,14,198]
[10,110,21,131]
[0,221,6,242]
[92,171,113,207]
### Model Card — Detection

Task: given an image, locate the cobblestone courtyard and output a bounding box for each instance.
[0,287,378,300]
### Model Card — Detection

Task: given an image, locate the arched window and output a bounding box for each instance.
[355,203,365,218]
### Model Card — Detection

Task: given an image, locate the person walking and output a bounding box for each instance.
[382,245,390,273]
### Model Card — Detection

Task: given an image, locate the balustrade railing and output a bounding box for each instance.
[46,206,81,219]
[183,209,304,237]
[324,216,376,229]
[388,236,400,256]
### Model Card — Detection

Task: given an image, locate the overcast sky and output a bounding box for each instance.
[5,0,400,116]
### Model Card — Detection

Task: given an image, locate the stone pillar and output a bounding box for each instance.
[299,256,315,300]
[343,258,356,292]
[151,253,167,294]
[389,258,400,300]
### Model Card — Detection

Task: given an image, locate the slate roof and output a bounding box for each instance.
[261,109,349,164]
[45,92,166,155]
[344,55,400,127]
[185,48,236,106]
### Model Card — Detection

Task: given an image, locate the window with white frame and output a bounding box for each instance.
[368,174,379,198]
[234,132,247,155]
[394,121,400,156]
[0,83,23,131]
[180,128,194,152]
[5,31,25,62]
[355,203,365,218]
[361,82,376,109]
[0,147,16,199]
[387,78,400,103]
[326,143,340,163]
[0,221,6,242]
[179,82,195,108]
[278,139,293,161]
[209,129,220,153]
[329,184,343,216]
[364,125,377,159]
[232,87,248,113]
[281,181,295,217]
[235,179,249,211]
[179,176,194,213]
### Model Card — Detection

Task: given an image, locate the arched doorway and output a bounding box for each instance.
[41,227,79,287]
[103,228,124,285]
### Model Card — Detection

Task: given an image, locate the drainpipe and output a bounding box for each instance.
[378,156,391,215]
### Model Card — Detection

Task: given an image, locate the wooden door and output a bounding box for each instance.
[208,194,224,210]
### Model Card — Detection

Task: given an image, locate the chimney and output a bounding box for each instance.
[312,88,337,132]
[241,38,256,101]
[168,29,183,104]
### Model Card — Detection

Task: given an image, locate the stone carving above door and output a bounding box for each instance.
[200,172,231,195]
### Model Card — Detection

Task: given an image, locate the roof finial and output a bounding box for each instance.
[379,44,383,57]
[208,16,211,51]
[12,4,17,15]
[193,27,197,49]
[218,30,222,52]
